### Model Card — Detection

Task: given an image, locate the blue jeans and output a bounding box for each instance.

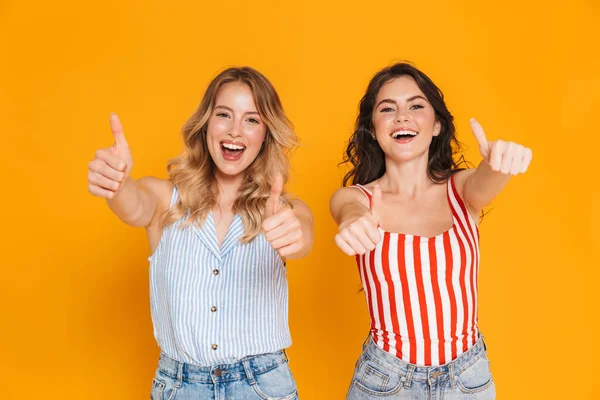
[151,351,298,400]
[347,336,495,399]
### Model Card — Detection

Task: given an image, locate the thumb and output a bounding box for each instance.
[470,118,489,159]
[110,113,129,150]
[265,173,283,218]
[370,185,382,225]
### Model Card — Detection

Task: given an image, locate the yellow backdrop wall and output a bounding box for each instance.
[2,0,599,398]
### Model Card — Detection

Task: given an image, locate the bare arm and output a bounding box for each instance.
[330,186,371,226]
[457,119,533,215]
[285,199,314,260]
[88,114,171,228]
[329,185,382,256]
[106,177,172,228]
[262,175,314,260]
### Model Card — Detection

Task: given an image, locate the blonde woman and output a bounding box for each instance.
[88,67,313,400]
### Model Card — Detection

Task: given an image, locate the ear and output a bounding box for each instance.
[433,121,441,137]
[369,127,377,140]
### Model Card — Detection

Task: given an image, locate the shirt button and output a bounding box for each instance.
[210,306,217,312]
[212,344,218,350]
[213,269,219,276]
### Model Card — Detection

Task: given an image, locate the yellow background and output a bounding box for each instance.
[2,0,599,398]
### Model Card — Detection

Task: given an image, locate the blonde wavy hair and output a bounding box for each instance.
[164,67,299,243]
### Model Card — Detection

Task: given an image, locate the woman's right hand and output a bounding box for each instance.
[334,186,383,256]
[88,114,133,199]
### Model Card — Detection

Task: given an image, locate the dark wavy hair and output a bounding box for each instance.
[343,62,466,186]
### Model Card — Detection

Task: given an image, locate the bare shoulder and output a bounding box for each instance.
[138,177,173,200]
[451,169,480,222]
[451,169,476,199]
[138,177,174,224]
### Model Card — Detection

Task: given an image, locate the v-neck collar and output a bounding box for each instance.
[192,212,244,260]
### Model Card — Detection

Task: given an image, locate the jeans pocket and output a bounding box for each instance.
[455,355,495,395]
[251,361,298,400]
[150,378,166,400]
[350,357,404,397]
[150,371,179,400]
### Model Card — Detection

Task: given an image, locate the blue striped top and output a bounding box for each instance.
[148,187,291,366]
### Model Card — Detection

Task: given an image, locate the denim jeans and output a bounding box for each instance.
[347,336,495,399]
[150,351,298,400]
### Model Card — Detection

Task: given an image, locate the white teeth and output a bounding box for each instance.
[222,143,245,150]
[391,131,418,139]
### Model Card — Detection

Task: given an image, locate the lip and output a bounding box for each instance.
[390,127,418,144]
[220,140,246,161]
[390,127,418,135]
[220,139,247,148]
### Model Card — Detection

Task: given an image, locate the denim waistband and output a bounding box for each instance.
[362,336,487,383]
[157,350,288,384]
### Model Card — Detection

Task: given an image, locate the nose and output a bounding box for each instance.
[229,118,243,138]
[394,109,409,123]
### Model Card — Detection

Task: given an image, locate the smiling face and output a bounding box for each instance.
[206,81,267,179]
[372,75,441,163]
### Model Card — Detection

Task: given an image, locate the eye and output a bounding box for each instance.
[247,118,260,124]
[380,107,394,113]
[216,112,230,118]
[410,104,425,110]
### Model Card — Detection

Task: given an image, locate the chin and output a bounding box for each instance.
[217,165,247,177]
[387,149,426,163]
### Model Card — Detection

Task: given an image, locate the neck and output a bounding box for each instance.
[213,170,245,210]
[380,153,432,198]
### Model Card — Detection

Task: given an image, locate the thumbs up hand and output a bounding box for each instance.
[335,185,383,256]
[262,174,304,258]
[88,113,134,199]
[470,118,532,176]
[264,173,284,219]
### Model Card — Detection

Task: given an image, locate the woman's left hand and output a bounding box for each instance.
[471,118,533,175]
[262,175,304,258]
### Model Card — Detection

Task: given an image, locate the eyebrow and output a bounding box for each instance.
[375,95,428,108]
[214,105,260,115]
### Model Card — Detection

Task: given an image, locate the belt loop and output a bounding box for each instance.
[404,365,415,388]
[449,363,456,388]
[242,358,256,385]
[175,361,184,389]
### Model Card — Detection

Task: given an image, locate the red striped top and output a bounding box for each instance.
[354,175,480,366]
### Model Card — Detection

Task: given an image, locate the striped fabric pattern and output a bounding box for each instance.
[354,176,480,366]
[149,187,291,366]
